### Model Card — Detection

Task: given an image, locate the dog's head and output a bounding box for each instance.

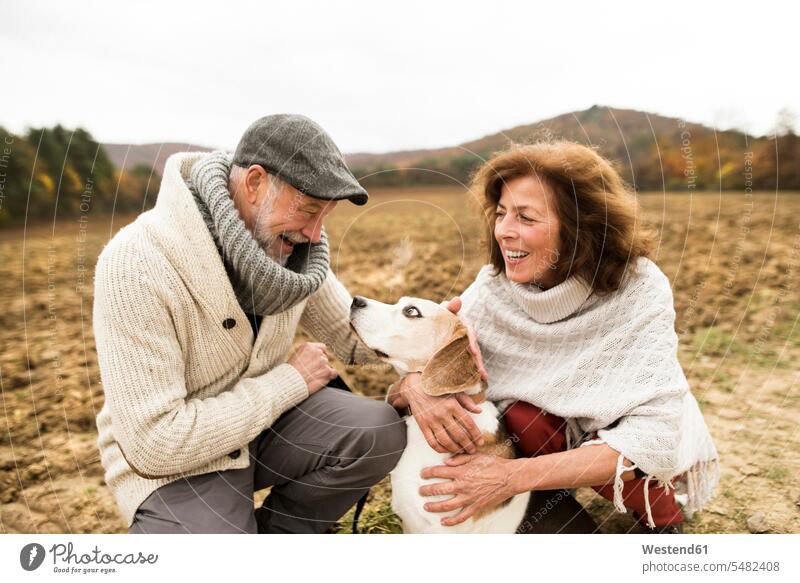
[350,295,481,396]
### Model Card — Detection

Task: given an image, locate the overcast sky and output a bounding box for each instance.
[3,0,798,153]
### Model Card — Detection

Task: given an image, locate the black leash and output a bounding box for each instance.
[327,375,370,534]
[352,490,369,534]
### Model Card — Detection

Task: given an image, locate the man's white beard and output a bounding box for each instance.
[254,230,290,266]
[252,204,309,266]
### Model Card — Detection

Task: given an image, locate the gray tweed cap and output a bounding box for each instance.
[233,114,368,205]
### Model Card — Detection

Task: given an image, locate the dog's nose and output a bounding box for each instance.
[351,296,368,310]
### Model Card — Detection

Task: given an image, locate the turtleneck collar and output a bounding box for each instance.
[500,271,596,324]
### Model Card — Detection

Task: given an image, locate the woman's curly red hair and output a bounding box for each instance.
[471,140,656,295]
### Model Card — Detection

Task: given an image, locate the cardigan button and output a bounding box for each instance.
[222,318,237,330]
[228,449,241,459]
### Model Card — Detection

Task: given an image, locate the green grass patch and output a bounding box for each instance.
[763,466,790,483]
[692,326,748,358]
[691,324,798,369]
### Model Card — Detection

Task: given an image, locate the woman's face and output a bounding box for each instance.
[494,175,562,288]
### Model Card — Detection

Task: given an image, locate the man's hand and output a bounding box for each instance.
[287,342,339,394]
[442,296,488,381]
[403,372,484,454]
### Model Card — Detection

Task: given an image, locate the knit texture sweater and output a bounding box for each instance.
[93,152,378,527]
[460,259,719,526]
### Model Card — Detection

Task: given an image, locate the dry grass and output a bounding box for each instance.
[1,187,798,533]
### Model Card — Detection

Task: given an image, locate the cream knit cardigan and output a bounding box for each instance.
[93,152,376,527]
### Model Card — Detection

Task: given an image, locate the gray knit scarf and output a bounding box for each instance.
[188,151,329,316]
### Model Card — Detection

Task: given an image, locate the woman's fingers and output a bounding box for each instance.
[439,412,476,453]
[419,480,456,497]
[452,403,484,447]
[444,454,472,466]
[433,426,461,454]
[441,505,475,526]
[454,393,482,414]
[463,323,488,381]
[420,463,458,480]
[422,425,447,454]
[443,296,462,314]
[436,308,490,382]
[424,495,467,514]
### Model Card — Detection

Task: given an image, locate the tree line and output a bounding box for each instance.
[0,125,159,225]
[1,112,797,229]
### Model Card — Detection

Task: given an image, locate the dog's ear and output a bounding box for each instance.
[420,322,481,396]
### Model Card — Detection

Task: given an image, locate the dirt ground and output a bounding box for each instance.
[1,188,798,534]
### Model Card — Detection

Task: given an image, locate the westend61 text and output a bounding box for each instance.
[642,544,708,555]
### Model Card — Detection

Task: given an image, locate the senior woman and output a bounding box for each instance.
[388,141,719,533]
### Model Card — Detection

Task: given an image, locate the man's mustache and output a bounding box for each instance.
[281,232,310,245]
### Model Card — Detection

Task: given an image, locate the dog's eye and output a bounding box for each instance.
[402,305,422,318]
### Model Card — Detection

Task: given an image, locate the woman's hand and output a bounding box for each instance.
[403,372,485,454]
[442,296,488,381]
[386,377,410,409]
[419,453,521,526]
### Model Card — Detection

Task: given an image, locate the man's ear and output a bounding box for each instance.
[244,165,268,204]
[420,323,481,396]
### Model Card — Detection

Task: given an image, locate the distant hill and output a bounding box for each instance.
[102,142,213,175]
[346,106,799,191]
[346,107,712,168]
[101,107,799,192]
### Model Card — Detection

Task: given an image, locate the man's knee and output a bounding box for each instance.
[349,400,407,475]
[129,470,257,534]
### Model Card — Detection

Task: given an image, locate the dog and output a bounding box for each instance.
[349,295,531,533]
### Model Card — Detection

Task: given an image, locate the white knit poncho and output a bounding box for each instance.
[460,257,719,527]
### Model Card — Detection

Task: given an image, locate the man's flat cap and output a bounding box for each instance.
[233,114,368,205]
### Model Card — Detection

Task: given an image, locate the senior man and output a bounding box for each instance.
[93,114,407,533]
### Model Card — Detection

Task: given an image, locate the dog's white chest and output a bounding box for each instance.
[389,402,530,533]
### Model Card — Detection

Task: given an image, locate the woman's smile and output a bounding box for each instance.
[503,248,531,264]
